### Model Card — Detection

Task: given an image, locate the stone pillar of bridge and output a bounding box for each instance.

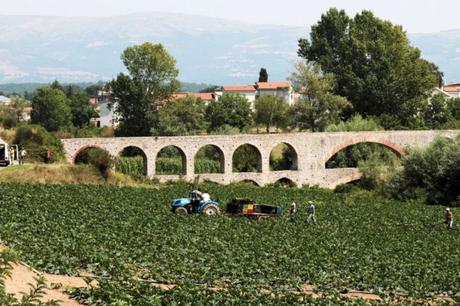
[146,155,155,177]
[220,148,233,185]
[185,153,195,179]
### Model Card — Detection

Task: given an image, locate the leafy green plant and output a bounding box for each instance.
[0,183,458,304]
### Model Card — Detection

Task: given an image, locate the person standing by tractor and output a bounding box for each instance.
[9,146,15,165]
[307,200,317,224]
[445,208,454,230]
[191,188,202,212]
[202,190,210,202]
[289,200,297,223]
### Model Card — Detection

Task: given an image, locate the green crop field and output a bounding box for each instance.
[0,183,458,305]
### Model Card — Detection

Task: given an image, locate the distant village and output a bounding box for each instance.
[1,81,460,128]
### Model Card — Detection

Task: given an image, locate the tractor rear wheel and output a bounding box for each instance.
[175,207,188,215]
[202,204,219,216]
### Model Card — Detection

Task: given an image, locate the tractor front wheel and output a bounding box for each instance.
[202,204,219,216]
[175,207,188,215]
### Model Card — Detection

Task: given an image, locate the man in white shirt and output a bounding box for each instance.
[202,191,210,202]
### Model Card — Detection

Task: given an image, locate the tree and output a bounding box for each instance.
[259,68,268,82]
[85,84,102,97]
[421,94,452,129]
[50,80,64,92]
[288,61,351,132]
[206,93,252,132]
[9,96,30,122]
[253,95,288,133]
[111,75,150,136]
[389,135,460,206]
[298,9,438,126]
[31,87,71,132]
[120,42,180,103]
[110,42,180,136]
[70,92,97,128]
[151,96,208,136]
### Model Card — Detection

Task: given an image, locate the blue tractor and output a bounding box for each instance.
[171,196,220,215]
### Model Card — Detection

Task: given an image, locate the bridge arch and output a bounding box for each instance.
[238,179,260,187]
[269,142,298,171]
[194,144,225,174]
[116,146,148,176]
[155,145,187,175]
[325,139,404,167]
[73,145,106,163]
[274,177,297,187]
[232,144,262,173]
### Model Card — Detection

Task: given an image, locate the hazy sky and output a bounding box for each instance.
[2,0,460,33]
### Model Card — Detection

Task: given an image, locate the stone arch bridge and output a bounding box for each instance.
[62,130,459,189]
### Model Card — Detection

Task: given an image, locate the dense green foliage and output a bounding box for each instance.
[421,95,460,129]
[326,143,400,169]
[0,183,458,305]
[270,143,297,171]
[326,115,383,132]
[69,92,97,128]
[151,96,208,136]
[258,68,268,82]
[154,157,221,175]
[232,145,262,172]
[31,87,72,132]
[206,93,253,132]
[111,43,180,137]
[75,147,114,178]
[298,9,438,128]
[116,156,146,177]
[13,125,65,162]
[389,135,460,206]
[288,62,351,132]
[253,95,288,132]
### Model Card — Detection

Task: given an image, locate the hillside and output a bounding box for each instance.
[0,12,458,85]
[0,12,304,85]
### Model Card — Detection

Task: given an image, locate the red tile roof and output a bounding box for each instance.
[88,97,97,105]
[443,83,460,92]
[256,82,291,90]
[222,85,256,92]
[172,92,215,101]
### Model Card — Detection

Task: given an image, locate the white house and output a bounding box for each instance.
[93,90,118,128]
[216,85,257,105]
[0,95,11,105]
[217,82,295,109]
[442,83,460,98]
[256,82,295,106]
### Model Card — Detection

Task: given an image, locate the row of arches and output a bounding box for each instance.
[75,143,300,176]
[74,141,403,177]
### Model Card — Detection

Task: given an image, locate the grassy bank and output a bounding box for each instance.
[0,164,153,188]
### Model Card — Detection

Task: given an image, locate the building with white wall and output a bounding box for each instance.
[442,83,460,98]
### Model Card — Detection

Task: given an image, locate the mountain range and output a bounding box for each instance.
[0,12,458,85]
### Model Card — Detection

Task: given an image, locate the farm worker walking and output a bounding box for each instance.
[445,208,454,229]
[307,200,316,224]
[19,147,27,165]
[289,200,297,223]
[202,190,210,202]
